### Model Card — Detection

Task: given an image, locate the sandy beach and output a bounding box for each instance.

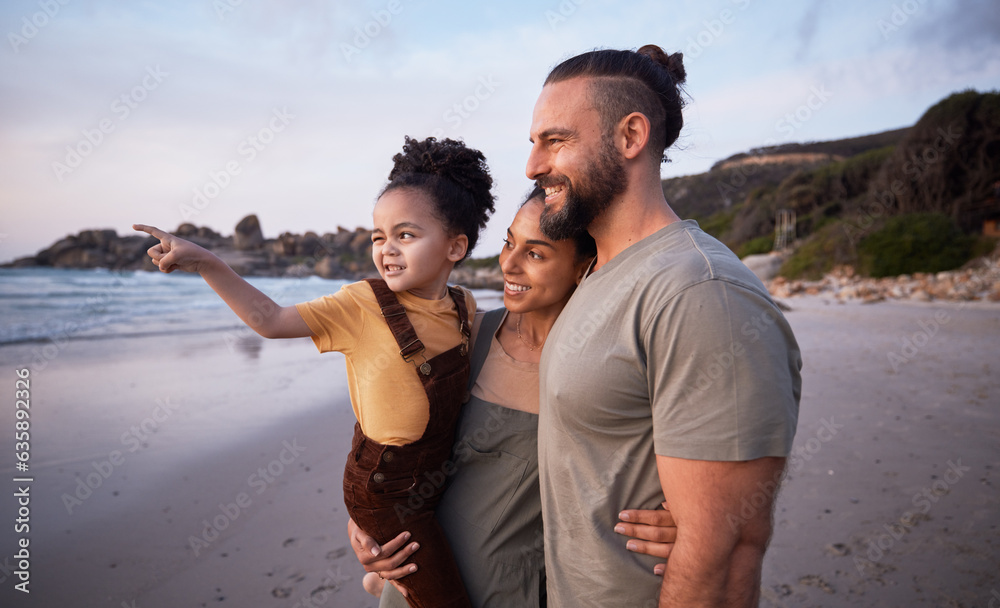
[1,294,998,607]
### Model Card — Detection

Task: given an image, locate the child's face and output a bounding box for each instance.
[371,188,467,299]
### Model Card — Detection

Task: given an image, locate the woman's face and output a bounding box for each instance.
[499,198,590,316]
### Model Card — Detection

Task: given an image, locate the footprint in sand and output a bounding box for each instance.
[799,574,835,594]
[272,587,292,598]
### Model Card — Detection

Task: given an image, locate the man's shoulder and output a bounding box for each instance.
[616,222,761,298]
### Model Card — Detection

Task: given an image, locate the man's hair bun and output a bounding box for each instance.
[637,45,686,86]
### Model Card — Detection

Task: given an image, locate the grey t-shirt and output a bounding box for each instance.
[539,220,801,607]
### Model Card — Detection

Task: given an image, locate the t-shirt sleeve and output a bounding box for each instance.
[294,286,364,354]
[646,280,802,461]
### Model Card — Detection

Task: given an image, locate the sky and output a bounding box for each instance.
[1,0,998,264]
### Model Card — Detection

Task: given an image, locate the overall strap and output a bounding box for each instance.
[446,285,472,349]
[364,278,425,362]
[468,308,505,389]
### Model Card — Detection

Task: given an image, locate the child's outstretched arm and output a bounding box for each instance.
[133,224,314,339]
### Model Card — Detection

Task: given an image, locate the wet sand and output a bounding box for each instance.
[0,295,997,607]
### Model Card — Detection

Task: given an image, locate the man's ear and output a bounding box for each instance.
[620,112,651,160]
[447,234,469,263]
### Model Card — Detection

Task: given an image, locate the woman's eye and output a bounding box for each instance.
[528,251,543,260]
[502,238,513,249]
[400,232,415,239]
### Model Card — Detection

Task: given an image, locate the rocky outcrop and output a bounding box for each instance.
[449,264,503,290]
[6,215,508,287]
[5,215,380,280]
[767,259,1000,303]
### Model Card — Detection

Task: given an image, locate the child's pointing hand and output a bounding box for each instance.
[133,224,212,273]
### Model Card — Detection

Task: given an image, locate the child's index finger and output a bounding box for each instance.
[133,224,168,240]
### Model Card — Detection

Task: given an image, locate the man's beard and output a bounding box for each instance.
[538,134,627,241]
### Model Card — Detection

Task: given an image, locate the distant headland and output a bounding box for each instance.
[2,215,505,289]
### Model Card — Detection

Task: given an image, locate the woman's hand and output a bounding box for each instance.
[348,518,421,598]
[615,501,676,576]
[133,224,215,273]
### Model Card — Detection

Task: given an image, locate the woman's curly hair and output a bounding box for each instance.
[381,136,496,262]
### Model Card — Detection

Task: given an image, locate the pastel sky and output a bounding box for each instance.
[2,0,998,264]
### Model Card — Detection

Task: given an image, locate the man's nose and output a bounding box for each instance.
[525,143,549,181]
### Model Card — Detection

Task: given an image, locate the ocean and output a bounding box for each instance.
[0,267,350,345]
[0,267,504,346]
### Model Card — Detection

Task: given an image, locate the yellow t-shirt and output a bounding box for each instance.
[296,281,475,446]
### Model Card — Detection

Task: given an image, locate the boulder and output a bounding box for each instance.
[233,215,264,251]
[314,255,344,279]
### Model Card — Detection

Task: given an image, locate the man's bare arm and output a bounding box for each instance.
[656,454,785,607]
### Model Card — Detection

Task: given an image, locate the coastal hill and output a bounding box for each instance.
[675,89,1000,280]
[7,90,998,292]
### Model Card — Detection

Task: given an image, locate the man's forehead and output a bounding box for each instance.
[530,78,597,134]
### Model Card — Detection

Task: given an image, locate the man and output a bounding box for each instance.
[528,46,802,607]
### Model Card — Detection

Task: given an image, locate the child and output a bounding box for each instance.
[134,136,495,608]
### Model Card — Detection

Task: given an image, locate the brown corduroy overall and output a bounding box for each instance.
[343,278,472,608]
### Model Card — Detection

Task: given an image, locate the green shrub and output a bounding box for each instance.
[737,235,774,258]
[695,204,741,240]
[858,213,976,277]
[779,222,856,280]
[971,235,999,259]
[465,254,499,269]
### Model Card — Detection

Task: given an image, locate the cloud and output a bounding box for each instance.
[910,0,1000,53]
[795,0,824,61]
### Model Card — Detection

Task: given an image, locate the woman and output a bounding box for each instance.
[350,187,676,607]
